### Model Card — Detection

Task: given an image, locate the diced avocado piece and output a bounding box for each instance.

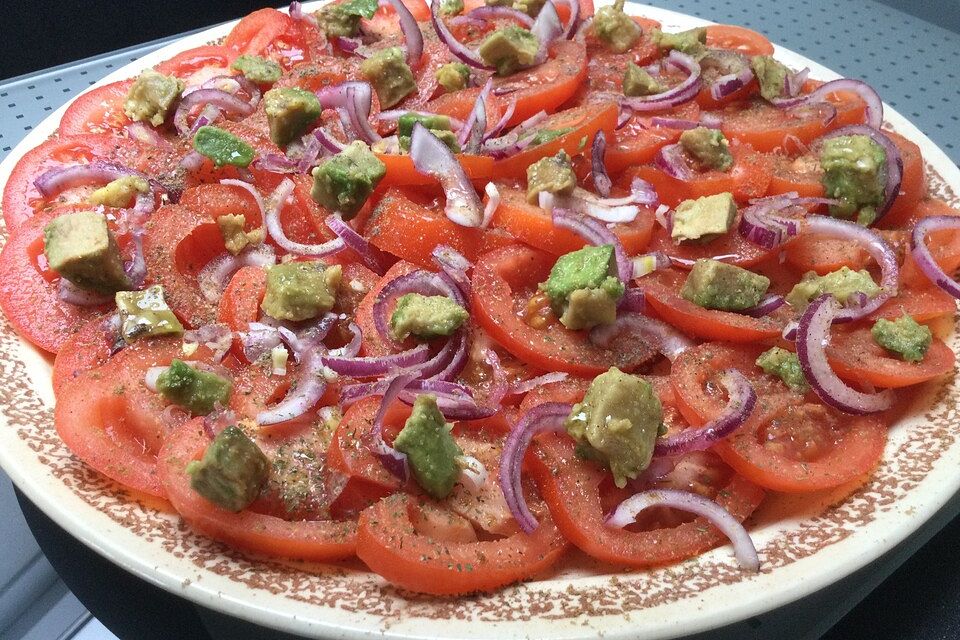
[43,211,131,294]
[230,54,282,84]
[310,140,386,218]
[393,394,463,499]
[193,125,255,168]
[264,87,322,147]
[186,425,268,511]
[820,135,887,223]
[156,359,232,416]
[681,259,770,311]
[680,126,734,171]
[623,62,665,97]
[88,176,150,208]
[435,62,471,93]
[390,293,469,341]
[261,261,342,322]
[756,346,809,392]
[360,47,416,109]
[872,314,932,363]
[671,192,738,243]
[123,69,184,127]
[565,367,662,488]
[650,27,707,57]
[526,151,576,204]
[478,26,540,76]
[439,0,464,15]
[540,245,625,330]
[217,214,261,256]
[592,0,642,53]
[116,285,184,343]
[397,113,459,152]
[527,127,574,146]
[786,267,881,308]
[751,55,790,102]
[316,4,362,37]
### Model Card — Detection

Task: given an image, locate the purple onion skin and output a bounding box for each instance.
[910,216,960,299]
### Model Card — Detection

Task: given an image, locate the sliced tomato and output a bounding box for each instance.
[876,132,926,229]
[179,182,265,228]
[224,8,316,70]
[355,259,420,358]
[826,325,955,388]
[52,314,115,396]
[376,152,495,187]
[59,80,134,136]
[159,418,357,560]
[472,245,657,375]
[870,283,957,324]
[357,492,567,595]
[766,148,825,198]
[641,270,787,343]
[645,210,774,270]
[705,25,774,56]
[901,199,960,288]
[784,233,868,275]
[154,45,236,84]
[605,102,702,174]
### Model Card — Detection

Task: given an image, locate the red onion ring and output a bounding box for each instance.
[551,207,632,284]
[699,112,723,129]
[621,51,702,112]
[432,244,473,298]
[482,182,501,228]
[739,293,786,318]
[649,117,700,130]
[184,324,233,363]
[509,372,569,395]
[198,244,277,302]
[591,130,612,197]
[372,268,468,343]
[771,78,883,130]
[326,215,387,275]
[173,88,254,136]
[320,342,431,377]
[313,127,347,154]
[254,153,299,174]
[370,373,416,480]
[606,488,760,571]
[458,79,492,151]
[316,82,381,144]
[796,294,894,414]
[384,0,424,69]
[553,0,580,38]
[530,0,563,65]
[911,216,960,300]
[818,124,903,223]
[34,162,151,198]
[263,178,346,256]
[257,345,330,426]
[465,5,535,27]
[654,142,695,181]
[125,122,173,150]
[409,123,484,227]
[431,0,495,70]
[589,312,693,362]
[710,64,754,101]
[57,279,111,306]
[483,101,517,142]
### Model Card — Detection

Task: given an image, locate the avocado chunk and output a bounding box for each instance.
[478,26,540,76]
[217,214,265,256]
[156,359,232,416]
[43,211,131,294]
[540,244,625,330]
[671,192,738,243]
[316,4,362,37]
[397,113,459,152]
[526,151,576,204]
[623,62,665,97]
[871,314,932,363]
[751,55,790,102]
[310,140,386,218]
[439,0,464,15]
[390,293,469,341]
[565,367,662,488]
[88,176,150,208]
[360,47,416,109]
[786,267,881,309]
[261,261,342,322]
[592,0,642,53]
[123,69,184,127]
[527,127,574,147]
[650,27,707,57]
[186,425,268,512]
[393,394,463,499]
[193,125,255,168]
[264,87,322,147]
[680,126,734,172]
[681,259,770,311]
[820,134,887,224]
[230,54,282,84]
[116,285,184,343]
[436,62,471,93]
[756,346,809,391]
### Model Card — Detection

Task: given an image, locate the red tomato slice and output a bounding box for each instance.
[605,102,702,174]
[705,25,775,56]
[224,8,316,71]
[59,80,134,136]
[52,314,115,396]
[826,325,955,388]
[154,45,236,84]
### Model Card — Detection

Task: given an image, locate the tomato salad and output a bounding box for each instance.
[3,0,959,596]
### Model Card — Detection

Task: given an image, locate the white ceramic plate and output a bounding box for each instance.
[1,2,959,639]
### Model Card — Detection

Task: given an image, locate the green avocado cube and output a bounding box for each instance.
[681,259,770,311]
[871,314,932,363]
[315,4,362,38]
[435,62,471,93]
[88,176,150,208]
[541,245,624,330]
[592,0,642,53]
[397,113,459,152]
[264,87,322,147]
[786,266,881,309]
[527,151,576,204]
[671,192,738,243]
[650,26,707,56]
[361,47,416,109]
[193,125,255,168]
[43,211,131,294]
[123,69,184,127]
[116,285,184,343]
[156,359,232,416]
[679,127,733,171]
[186,425,268,511]
[393,395,463,499]
[478,26,540,76]
[390,293,469,341]
[439,0,464,15]
[751,55,790,102]
[310,140,386,219]
[231,54,282,84]
[261,261,342,322]
[820,134,887,222]
[623,62,665,97]
[756,346,809,391]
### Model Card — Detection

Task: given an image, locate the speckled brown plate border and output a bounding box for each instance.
[1,3,959,639]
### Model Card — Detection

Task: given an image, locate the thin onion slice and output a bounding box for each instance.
[771,78,883,130]
[410,123,484,227]
[482,182,500,228]
[384,0,424,69]
[326,215,387,275]
[630,251,671,279]
[621,51,702,112]
[263,178,346,256]
[197,244,277,302]
[458,79,492,151]
[256,345,330,426]
[370,373,416,480]
[509,372,569,395]
[465,6,534,27]
[34,162,151,198]
[740,293,785,318]
[590,312,693,362]
[173,88,254,136]
[431,0,495,70]
[316,82,381,143]
[320,343,431,377]
[58,279,111,307]
[591,130,612,197]
[910,216,960,299]
[530,0,563,65]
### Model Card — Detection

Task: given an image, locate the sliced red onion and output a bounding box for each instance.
[457,455,488,493]
[295,133,324,173]
[431,0,495,70]
[482,182,500,228]
[509,371,568,395]
[202,407,237,438]
[630,251,671,279]
[263,178,346,256]
[553,0,580,39]
[483,100,517,142]
[819,124,903,223]
[334,36,373,58]
[654,143,695,181]
[424,329,469,381]
[314,127,347,154]
[257,345,330,425]
[784,67,810,98]
[316,82,381,144]
[198,244,277,302]
[180,151,204,172]
[796,294,894,413]
[738,198,804,250]
[530,0,563,65]
[123,231,147,290]
[325,215,387,275]
[591,130,612,197]
[173,88,254,136]
[543,178,657,224]
[465,5,535,27]
[219,178,267,221]
[619,287,647,313]
[240,322,283,362]
[550,206,632,284]
[654,369,755,455]
[432,244,472,298]
[911,216,960,299]
[340,376,473,408]
[34,162,150,198]
[617,104,633,129]
[383,0,424,69]
[125,122,173,150]
[481,109,548,155]
[184,323,233,362]
[499,402,571,533]
[459,79,492,152]
[188,104,220,135]
[650,117,700,130]
[409,123,484,227]
[740,293,785,318]
[254,153,299,174]
[372,268,467,343]
[57,279,111,306]
[289,1,319,27]
[771,78,883,130]
[606,488,759,571]
[589,312,693,362]
[370,373,416,480]
[320,343,430,377]
[621,51,702,112]
[699,112,723,129]
[710,64,754,101]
